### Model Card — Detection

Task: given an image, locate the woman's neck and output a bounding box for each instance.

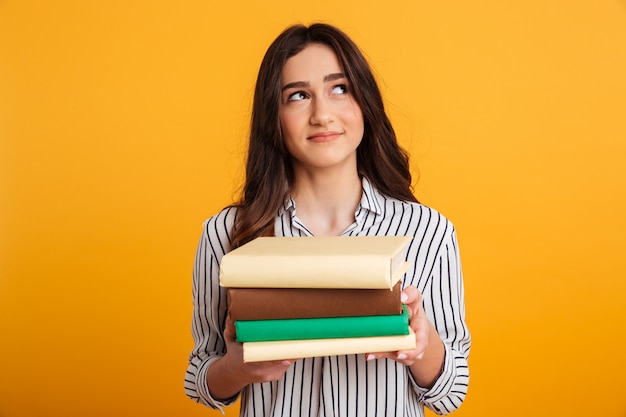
[290,169,363,236]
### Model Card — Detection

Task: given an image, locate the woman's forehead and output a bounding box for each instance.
[281,44,343,85]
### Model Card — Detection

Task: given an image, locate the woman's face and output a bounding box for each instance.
[278,43,364,173]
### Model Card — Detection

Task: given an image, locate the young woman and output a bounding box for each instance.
[185,23,470,416]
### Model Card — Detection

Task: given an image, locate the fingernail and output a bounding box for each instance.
[396,353,407,360]
[281,360,292,365]
[366,354,375,361]
[401,293,408,303]
[416,353,424,360]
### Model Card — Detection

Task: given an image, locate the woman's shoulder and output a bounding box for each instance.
[410,200,453,223]
[203,205,238,225]
[365,179,455,232]
[200,206,238,249]
[383,197,456,237]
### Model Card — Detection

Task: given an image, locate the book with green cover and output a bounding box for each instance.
[235,305,410,342]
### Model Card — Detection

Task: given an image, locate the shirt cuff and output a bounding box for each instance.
[408,344,456,402]
[196,356,241,412]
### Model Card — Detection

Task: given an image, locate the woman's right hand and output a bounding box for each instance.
[207,316,296,401]
[223,315,296,383]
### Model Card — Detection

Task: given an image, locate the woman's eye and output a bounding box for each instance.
[287,92,307,102]
[331,85,348,95]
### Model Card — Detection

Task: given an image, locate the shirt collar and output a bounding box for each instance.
[359,176,384,216]
[280,176,384,217]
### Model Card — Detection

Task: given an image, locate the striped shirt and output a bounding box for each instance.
[185,178,471,416]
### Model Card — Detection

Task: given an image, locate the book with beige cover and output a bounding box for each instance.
[220,235,412,289]
[242,329,417,362]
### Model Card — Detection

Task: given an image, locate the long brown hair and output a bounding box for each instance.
[231,23,418,249]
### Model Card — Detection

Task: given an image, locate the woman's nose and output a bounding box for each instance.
[309,97,334,126]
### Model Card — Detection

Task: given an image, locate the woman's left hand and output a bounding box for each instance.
[365,286,429,365]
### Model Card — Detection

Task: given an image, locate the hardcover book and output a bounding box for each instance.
[235,305,410,342]
[242,329,417,362]
[227,281,403,321]
[220,235,412,289]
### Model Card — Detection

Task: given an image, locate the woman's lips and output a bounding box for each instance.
[307,131,342,142]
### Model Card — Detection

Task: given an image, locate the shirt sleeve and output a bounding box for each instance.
[409,225,471,415]
[184,208,238,411]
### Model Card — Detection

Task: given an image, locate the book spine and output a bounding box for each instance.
[235,306,409,342]
[242,329,417,362]
[227,282,402,321]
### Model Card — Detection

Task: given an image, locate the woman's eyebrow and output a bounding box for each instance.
[282,81,309,91]
[323,72,346,82]
[281,73,346,91]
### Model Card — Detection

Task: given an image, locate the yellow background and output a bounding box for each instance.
[1,1,625,416]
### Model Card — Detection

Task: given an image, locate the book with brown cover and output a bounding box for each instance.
[228,282,403,321]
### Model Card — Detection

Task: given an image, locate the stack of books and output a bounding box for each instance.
[220,236,416,362]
